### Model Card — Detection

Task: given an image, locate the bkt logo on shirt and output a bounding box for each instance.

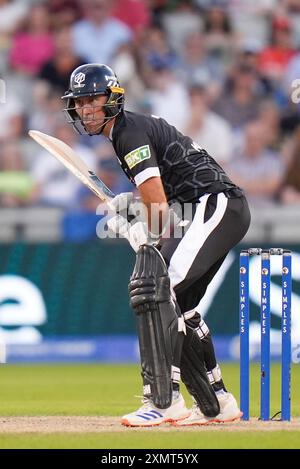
[124,145,151,169]
[73,72,85,88]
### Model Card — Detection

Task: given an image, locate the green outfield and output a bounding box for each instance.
[0,363,299,449]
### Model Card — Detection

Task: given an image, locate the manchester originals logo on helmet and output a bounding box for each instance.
[73,72,86,88]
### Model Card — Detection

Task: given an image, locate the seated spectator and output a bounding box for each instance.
[236,38,263,67]
[176,31,223,100]
[30,123,97,209]
[228,0,276,47]
[48,0,82,29]
[279,125,300,204]
[111,0,151,36]
[0,139,34,207]
[228,82,277,158]
[143,63,189,131]
[285,1,300,47]
[282,49,300,97]
[184,83,234,166]
[27,82,65,136]
[138,26,179,74]
[258,15,295,86]
[72,0,133,64]
[0,0,28,35]
[226,121,284,207]
[39,26,86,94]
[234,38,272,96]
[9,3,54,76]
[0,0,29,71]
[0,86,24,142]
[203,4,237,68]
[112,45,146,111]
[257,99,282,151]
[213,63,261,131]
[284,0,300,12]
[160,1,204,54]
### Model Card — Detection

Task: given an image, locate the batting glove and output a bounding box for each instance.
[107,215,152,252]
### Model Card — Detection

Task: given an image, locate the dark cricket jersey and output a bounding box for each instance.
[111,110,241,204]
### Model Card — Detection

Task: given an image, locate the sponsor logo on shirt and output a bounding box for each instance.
[124,145,151,169]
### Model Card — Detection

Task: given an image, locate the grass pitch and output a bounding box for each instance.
[0,363,299,449]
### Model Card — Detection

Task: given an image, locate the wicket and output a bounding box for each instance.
[239,248,292,421]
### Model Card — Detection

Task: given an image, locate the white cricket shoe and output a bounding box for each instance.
[121,392,190,427]
[174,392,242,426]
[214,392,243,423]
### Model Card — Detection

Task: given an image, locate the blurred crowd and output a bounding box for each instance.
[1,0,300,239]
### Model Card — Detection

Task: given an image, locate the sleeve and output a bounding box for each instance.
[115,128,161,187]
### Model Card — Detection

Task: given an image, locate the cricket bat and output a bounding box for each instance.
[28,130,115,208]
[29,129,147,251]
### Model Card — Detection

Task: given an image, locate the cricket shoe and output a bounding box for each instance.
[173,392,242,426]
[121,392,190,427]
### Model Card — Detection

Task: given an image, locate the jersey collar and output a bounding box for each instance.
[108,123,114,142]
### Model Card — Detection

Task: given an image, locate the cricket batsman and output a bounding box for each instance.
[62,63,251,426]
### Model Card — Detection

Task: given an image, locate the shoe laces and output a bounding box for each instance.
[190,402,204,417]
[135,391,180,405]
[134,395,153,411]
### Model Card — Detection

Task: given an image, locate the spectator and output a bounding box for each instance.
[282,48,300,97]
[283,0,300,12]
[258,15,295,85]
[228,0,276,47]
[111,45,146,111]
[176,31,223,100]
[30,123,96,209]
[284,0,300,47]
[111,0,151,36]
[279,125,300,204]
[0,85,24,142]
[39,26,86,94]
[233,38,275,100]
[28,82,64,135]
[226,120,284,207]
[160,1,203,54]
[143,64,189,131]
[0,0,28,35]
[138,26,179,73]
[0,0,28,71]
[237,38,263,69]
[213,63,261,130]
[72,0,133,64]
[278,47,300,133]
[9,3,55,76]
[203,4,237,68]
[184,83,234,166]
[257,99,282,150]
[0,139,34,207]
[48,0,82,28]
